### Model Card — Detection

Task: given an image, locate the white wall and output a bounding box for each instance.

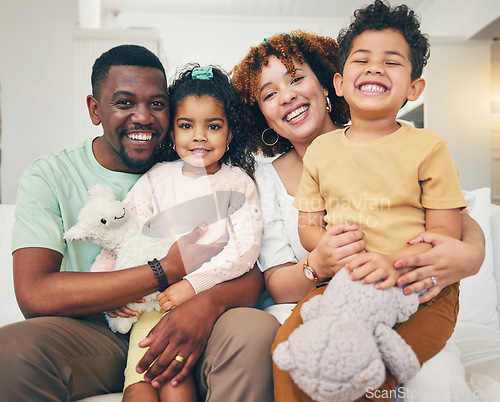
[424,39,492,190]
[0,0,77,203]
[107,12,347,79]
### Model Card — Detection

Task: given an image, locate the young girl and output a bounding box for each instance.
[92,64,262,401]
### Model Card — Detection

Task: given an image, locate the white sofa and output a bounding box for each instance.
[1,188,500,401]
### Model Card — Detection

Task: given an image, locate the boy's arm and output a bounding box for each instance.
[298,210,326,252]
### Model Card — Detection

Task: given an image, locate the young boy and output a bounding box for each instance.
[294,0,466,290]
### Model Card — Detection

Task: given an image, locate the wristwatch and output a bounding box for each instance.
[302,253,319,281]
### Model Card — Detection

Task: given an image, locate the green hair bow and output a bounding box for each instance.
[192,66,213,80]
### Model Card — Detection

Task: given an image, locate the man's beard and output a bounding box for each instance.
[118,145,158,173]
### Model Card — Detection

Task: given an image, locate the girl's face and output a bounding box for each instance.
[172,95,231,176]
[257,56,336,147]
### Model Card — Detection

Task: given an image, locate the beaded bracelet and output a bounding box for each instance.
[147,258,169,292]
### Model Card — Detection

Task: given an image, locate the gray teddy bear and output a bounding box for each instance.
[273,268,421,402]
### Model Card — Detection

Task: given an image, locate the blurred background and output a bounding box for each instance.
[0,0,499,203]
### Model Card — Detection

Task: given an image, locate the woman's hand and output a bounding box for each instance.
[107,299,144,318]
[309,223,365,279]
[395,231,485,303]
[157,280,196,313]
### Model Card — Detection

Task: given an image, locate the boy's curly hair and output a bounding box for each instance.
[158,63,256,177]
[231,31,350,157]
[337,0,430,81]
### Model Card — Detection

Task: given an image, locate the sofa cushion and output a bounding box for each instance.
[458,188,499,329]
[490,204,500,320]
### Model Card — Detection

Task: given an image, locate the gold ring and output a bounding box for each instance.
[174,355,186,364]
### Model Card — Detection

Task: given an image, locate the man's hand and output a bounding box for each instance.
[107,298,145,318]
[161,223,226,283]
[136,292,219,388]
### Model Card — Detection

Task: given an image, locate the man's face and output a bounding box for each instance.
[88,65,169,173]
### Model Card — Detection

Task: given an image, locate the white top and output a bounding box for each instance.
[254,160,308,271]
[92,160,262,294]
[254,159,304,323]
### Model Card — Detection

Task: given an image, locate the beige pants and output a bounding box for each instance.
[0,308,280,402]
[272,282,460,402]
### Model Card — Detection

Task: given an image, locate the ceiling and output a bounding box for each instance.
[100,0,500,56]
[101,0,430,20]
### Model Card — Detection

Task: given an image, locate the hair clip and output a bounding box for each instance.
[192,66,213,80]
[263,33,293,44]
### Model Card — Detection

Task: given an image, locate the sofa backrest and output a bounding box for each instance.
[0,204,24,325]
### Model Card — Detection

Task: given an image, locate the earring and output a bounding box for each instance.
[261,127,279,146]
[326,96,332,113]
[172,144,176,151]
[226,144,230,151]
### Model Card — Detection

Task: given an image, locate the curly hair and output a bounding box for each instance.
[231,31,350,157]
[91,44,166,100]
[157,63,256,177]
[337,0,430,81]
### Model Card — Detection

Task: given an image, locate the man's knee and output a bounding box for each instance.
[215,308,280,356]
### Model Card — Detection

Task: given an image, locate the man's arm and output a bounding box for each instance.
[136,267,264,388]
[14,225,223,318]
[13,248,158,318]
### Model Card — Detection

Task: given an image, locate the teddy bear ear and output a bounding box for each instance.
[272,341,295,371]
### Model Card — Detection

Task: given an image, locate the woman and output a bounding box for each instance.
[231,31,485,401]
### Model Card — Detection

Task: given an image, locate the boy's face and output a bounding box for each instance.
[334,29,424,121]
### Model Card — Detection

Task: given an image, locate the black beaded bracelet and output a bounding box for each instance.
[148,258,169,292]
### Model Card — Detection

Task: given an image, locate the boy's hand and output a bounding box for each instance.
[157,280,196,313]
[345,251,399,289]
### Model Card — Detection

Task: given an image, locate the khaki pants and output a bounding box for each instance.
[272,282,460,402]
[0,308,280,402]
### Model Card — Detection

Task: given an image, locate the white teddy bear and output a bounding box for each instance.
[273,268,421,402]
[64,184,173,334]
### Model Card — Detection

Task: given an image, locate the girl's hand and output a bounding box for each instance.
[309,223,365,279]
[345,251,399,289]
[107,298,145,318]
[394,231,485,303]
[157,280,196,313]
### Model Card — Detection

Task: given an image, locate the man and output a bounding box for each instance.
[0,45,279,401]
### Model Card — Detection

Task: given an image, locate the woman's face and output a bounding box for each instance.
[257,56,336,147]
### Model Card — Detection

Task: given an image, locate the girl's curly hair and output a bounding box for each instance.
[337,0,430,81]
[231,30,350,157]
[157,63,256,177]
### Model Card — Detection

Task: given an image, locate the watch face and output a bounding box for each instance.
[303,267,315,281]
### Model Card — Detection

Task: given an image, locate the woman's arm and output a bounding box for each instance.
[395,211,485,303]
[265,223,365,303]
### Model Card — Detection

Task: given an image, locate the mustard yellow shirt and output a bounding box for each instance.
[293,123,466,254]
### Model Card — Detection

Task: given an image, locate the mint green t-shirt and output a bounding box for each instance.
[13,137,142,272]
